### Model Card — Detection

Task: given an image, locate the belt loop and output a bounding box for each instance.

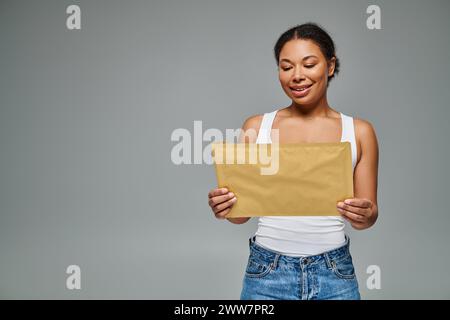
[272,254,280,269]
[249,235,255,246]
[345,234,351,255]
[343,233,350,246]
[323,252,333,269]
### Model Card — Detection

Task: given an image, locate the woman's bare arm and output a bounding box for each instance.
[347,118,379,229]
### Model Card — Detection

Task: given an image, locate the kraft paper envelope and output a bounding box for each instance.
[211,142,353,217]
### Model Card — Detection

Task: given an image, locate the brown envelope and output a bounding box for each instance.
[211,142,353,217]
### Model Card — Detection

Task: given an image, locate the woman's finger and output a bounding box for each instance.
[214,196,237,214]
[342,216,366,230]
[208,187,228,199]
[344,198,372,209]
[338,208,366,223]
[215,207,231,219]
[337,202,368,216]
[208,192,235,208]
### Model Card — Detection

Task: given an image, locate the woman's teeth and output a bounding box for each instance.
[292,86,310,91]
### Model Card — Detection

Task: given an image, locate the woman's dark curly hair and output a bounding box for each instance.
[274,22,340,84]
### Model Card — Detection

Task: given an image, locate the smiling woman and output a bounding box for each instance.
[276,26,340,111]
[207,22,379,300]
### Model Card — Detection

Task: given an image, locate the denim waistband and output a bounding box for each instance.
[248,234,352,268]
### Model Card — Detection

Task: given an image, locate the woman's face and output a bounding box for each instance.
[278,39,335,106]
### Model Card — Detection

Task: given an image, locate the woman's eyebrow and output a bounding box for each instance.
[280,55,318,63]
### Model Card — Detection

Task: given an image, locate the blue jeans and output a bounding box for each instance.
[240,234,361,300]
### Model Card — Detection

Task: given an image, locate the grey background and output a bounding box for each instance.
[1,0,449,299]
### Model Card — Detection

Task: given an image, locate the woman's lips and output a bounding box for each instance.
[290,84,313,98]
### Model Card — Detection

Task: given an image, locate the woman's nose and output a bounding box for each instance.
[292,68,306,81]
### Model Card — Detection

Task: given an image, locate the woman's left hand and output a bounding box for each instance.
[336,198,378,230]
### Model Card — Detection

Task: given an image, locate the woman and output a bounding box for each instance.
[207,23,379,300]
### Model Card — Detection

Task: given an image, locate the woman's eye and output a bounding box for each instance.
[281,65,315,71]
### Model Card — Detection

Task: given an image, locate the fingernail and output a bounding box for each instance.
[337,202,344,207]
[231,197,237,202]
[228,192,234,198]
[344,199,351,204]
[221,188,228,193]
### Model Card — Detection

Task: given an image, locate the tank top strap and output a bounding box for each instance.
[340,112,357,169]
[256,110,278,144]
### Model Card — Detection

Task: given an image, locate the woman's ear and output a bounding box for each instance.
[328,57,336,78]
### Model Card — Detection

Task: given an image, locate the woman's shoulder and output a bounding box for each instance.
[353,117,377,140]
[353,117,379,163]
[239,114,265,143]
[241,114,264,131]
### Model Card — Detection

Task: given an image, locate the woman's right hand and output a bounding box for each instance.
[208,187,237,219]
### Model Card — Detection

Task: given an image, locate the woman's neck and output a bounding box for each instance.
[287,96,336,119]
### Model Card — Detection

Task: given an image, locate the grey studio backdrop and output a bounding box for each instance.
[0,0,449,299]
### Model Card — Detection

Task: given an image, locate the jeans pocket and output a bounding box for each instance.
[244,251,274,278]
[330,254,356,280]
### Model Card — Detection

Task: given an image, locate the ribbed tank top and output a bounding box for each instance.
[253,109,357,256]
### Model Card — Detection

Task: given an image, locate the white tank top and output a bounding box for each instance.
[253,109,357,256]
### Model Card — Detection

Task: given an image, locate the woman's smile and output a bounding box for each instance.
[290,83,313,98]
